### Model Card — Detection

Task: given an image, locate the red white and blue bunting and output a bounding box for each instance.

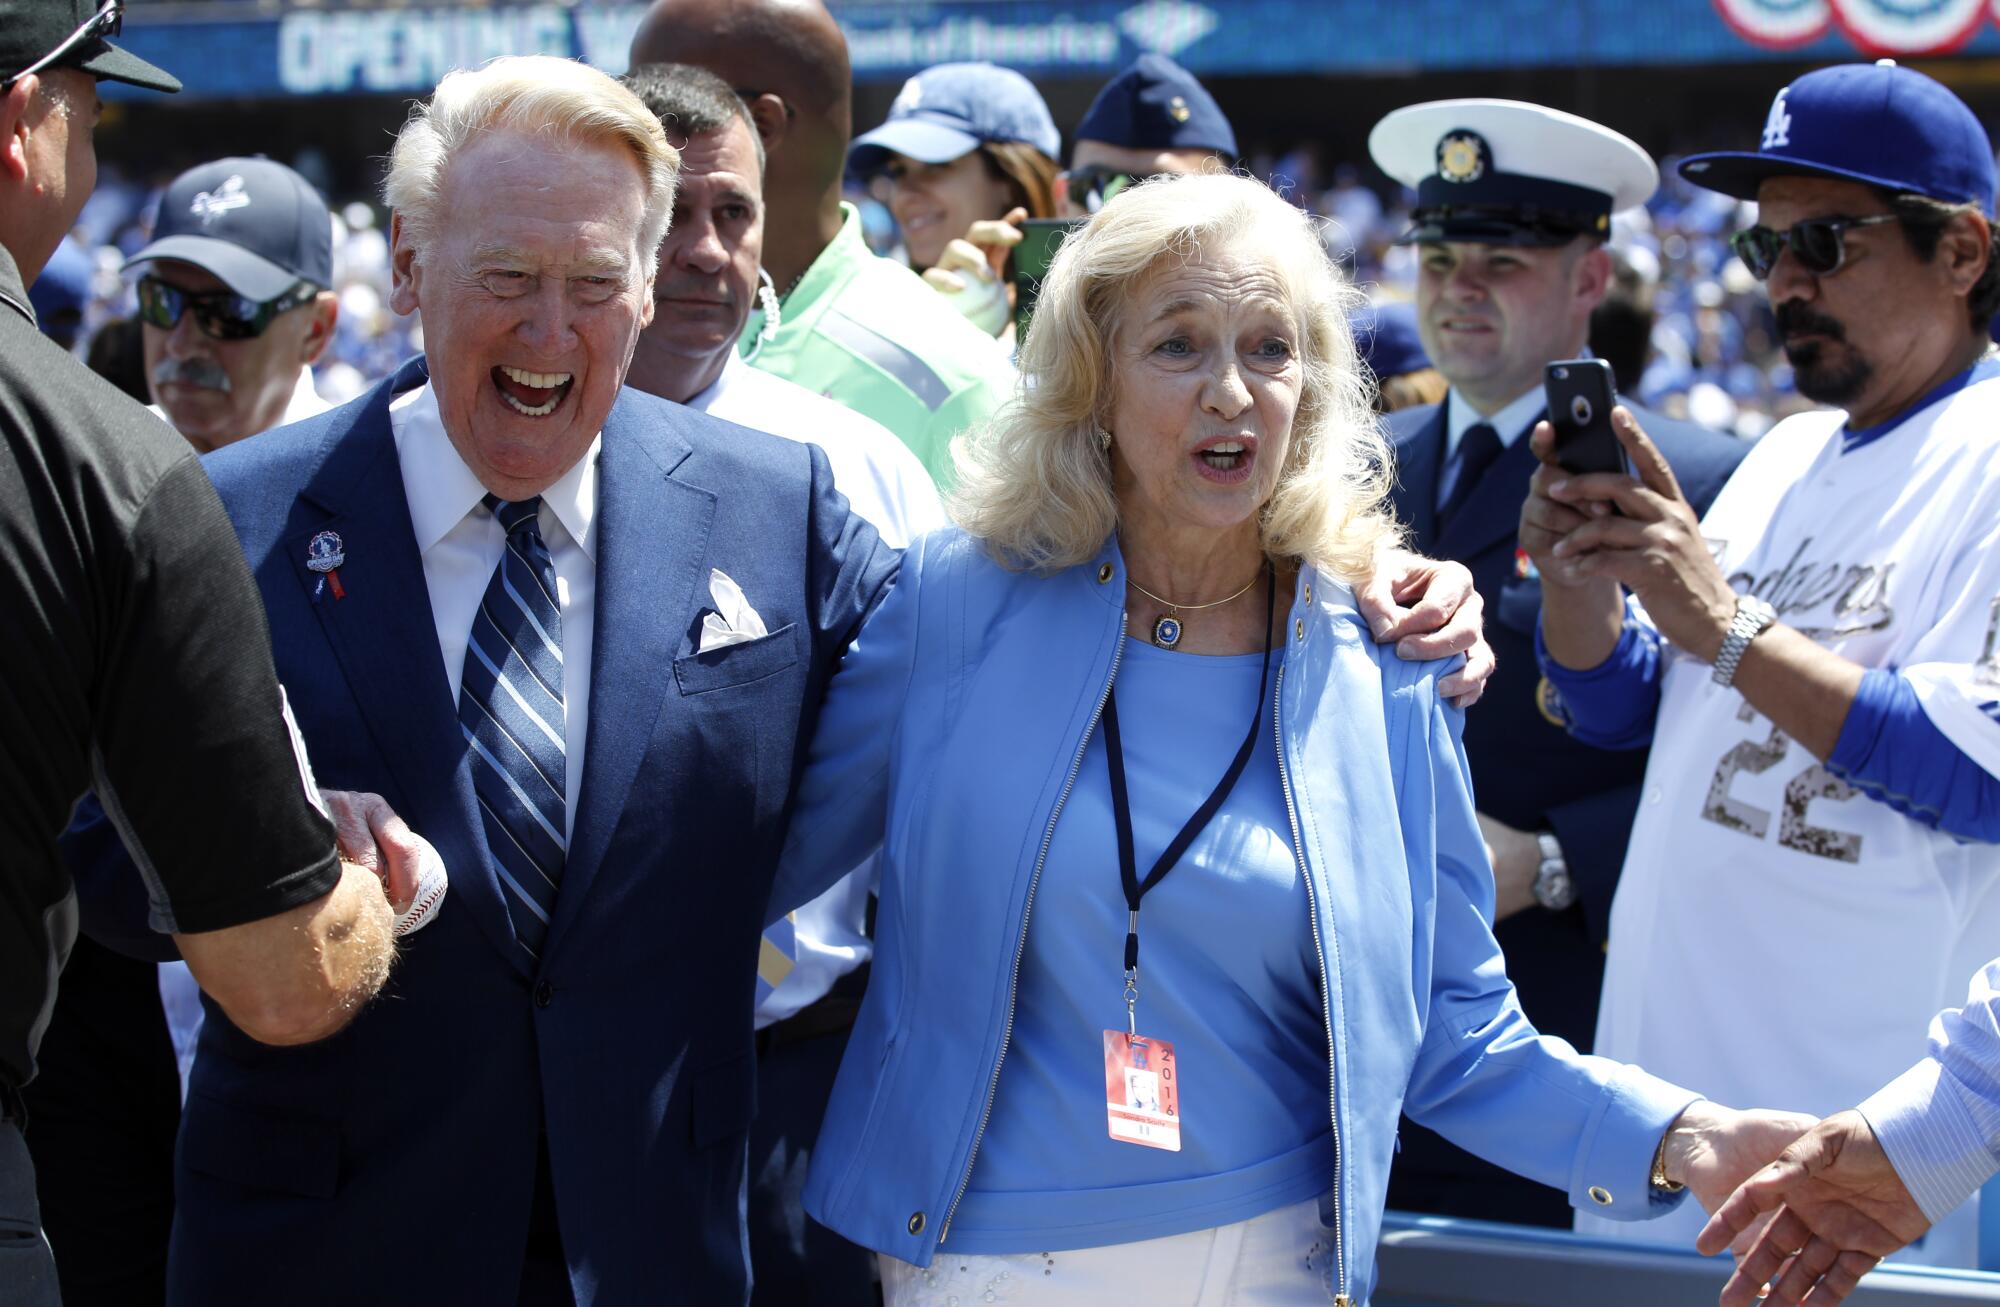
[1716,0,1991,52]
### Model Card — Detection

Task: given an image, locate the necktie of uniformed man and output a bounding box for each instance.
[1438,421,1504,528]
[459,494,567,960]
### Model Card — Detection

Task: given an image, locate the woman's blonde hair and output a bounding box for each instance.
[950,171,1401,581]
[384,56,679,276]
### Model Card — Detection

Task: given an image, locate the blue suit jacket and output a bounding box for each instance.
[1380,397,1744,1222]
[161,359,895,1306]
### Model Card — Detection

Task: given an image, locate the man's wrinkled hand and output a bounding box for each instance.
[1697,1110,1930,1307]
[1477,813,1540,921]
[1354,549,1494,708]
[322,789,427,915]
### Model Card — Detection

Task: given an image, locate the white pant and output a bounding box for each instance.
[880,1192,1340,1306]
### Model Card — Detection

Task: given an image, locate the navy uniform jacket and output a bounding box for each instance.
[1382,397,1744,1225]
[130,357,895,1306]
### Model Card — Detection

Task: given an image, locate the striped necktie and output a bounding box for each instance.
[459,494,567,960]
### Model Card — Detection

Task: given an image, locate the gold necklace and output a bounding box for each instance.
[1127,565,1264,649]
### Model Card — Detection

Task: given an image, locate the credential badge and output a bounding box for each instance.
[1436,130,1489,185]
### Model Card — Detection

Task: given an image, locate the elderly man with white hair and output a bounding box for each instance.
[153,56,899,1306]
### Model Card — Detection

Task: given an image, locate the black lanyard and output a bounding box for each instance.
[1103,563,1276,1033]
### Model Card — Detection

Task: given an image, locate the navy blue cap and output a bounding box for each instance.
[28,234,90,343]
[849,63,1060,177]
[123,157,333,300]
[1351,301,1431,381]
[1681,61,1995,215]
[1073,54,1237,158]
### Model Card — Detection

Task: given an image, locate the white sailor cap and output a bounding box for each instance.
[1368,99,1658,247]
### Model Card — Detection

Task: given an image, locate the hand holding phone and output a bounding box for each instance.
[1011,216,1085,344]
[1543,359,1630,478]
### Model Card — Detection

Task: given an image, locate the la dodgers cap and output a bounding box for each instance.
[848,62,1061,176]
[0,0,179,93]
[1074,54,1237,159]
[124,157,333,301]
[1369,98,1657,247]
[1679,61,1995,215]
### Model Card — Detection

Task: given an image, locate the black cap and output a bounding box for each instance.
[1073,54,1236,159]
[0,0,179,93]
[1369,99,1657,249]
[124,158,333,299]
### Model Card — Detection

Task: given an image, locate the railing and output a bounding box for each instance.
[1375,1213,2000,1306]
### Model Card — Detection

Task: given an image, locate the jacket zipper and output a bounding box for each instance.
[1273,661,1351,1306]
[938,622,1128,1245]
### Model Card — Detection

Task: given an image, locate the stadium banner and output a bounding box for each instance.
[101,0,2000,102]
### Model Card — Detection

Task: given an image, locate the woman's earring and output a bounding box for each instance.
[1097,427,1112,451]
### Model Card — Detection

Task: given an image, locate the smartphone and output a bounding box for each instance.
[1543,359,1629,477]
[1012,217,1084,344]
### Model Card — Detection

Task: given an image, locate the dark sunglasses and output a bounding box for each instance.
[2,0,122,92]
[1060,164,1141,213]
[1729,213,1900,280]
[136,276,317,341]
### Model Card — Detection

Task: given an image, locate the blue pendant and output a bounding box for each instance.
[1152,615,1182,648]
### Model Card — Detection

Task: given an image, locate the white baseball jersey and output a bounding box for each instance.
[1575,372,2000,1265]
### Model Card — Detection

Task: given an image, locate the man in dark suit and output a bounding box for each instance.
[1368,98,1748,1227]
[147,57,893,1305]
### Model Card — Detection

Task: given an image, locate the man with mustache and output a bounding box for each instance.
[126,157,339,451]
[1367,98,1746,1229]
[1528,61,2000,1266]
[619,61,944,1306]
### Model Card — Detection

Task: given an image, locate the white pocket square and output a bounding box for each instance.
[699,568,769,652]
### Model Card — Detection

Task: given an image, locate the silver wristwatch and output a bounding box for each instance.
[1532,830,1575,912]
[1712,595,1778,688]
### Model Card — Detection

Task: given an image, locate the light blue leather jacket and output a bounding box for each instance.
[770,529,1698,1304]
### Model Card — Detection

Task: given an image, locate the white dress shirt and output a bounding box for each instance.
[390,381,599,839]
[687,354,947,1028]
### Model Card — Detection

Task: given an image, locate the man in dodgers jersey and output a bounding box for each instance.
[1525,61,2000,1265]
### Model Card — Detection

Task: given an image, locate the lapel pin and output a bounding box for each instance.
[306,529,348,601]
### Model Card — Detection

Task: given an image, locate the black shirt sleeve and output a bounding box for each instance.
[89,455,341,935]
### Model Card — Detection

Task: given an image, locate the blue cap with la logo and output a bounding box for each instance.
[1680,61,1995,215]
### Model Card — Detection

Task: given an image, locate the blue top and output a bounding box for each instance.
[947,638,1333,1252]
[1535,601,2000,842]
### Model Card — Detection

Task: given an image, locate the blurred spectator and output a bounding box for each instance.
[846,62,1060,336]
[1351,299,1446,413]
[27,235,90,351]
[1590,248,1658,394]
[630,0,1016,489]
[84,317,149,403]
[1061,53,1237,217]
[123,158,338,450]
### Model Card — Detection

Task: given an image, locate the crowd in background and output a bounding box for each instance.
[39,132,1812,439]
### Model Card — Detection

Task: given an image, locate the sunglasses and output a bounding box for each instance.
[1060,164,1141,213]
[2,0,121,92]
[1729,213,1900,280]
[136,276,317,341]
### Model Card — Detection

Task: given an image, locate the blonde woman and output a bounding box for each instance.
[769,172,1802,1305]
